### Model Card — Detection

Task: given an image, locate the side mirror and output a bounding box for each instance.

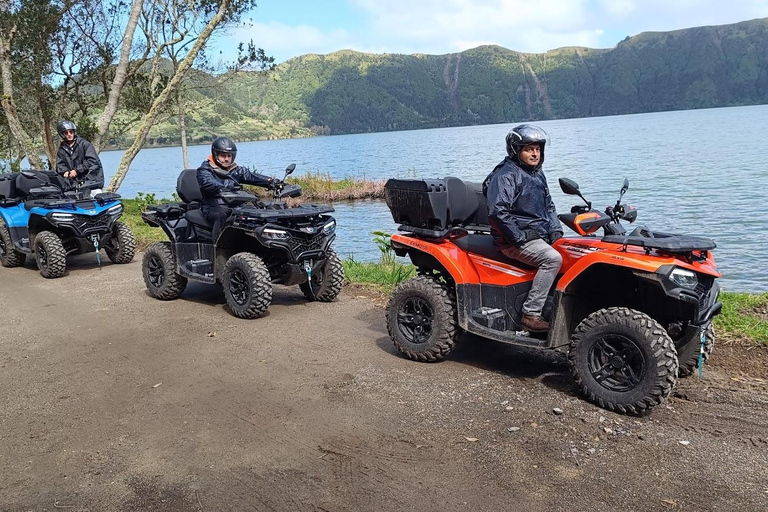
[285,163,296,176]
[621,178,629,195]
[559,178,580,196]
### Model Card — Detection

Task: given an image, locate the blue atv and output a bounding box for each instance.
[0,170,136,278]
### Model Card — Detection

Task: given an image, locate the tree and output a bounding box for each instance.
[0,0,66,169]
[107,0,261,192]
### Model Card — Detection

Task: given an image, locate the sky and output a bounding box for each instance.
[216,0,768,63]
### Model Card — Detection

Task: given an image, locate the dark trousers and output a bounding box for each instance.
[202,205,231,241]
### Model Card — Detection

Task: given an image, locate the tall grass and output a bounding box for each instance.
[246,171,386,202]
[716,292,768,345]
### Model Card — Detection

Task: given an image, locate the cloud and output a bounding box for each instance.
[351,0,596,53]
[225,0,768,61]
[226,21,356,62]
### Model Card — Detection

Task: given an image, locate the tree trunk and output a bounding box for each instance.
[0,35,45,169]
[178,89,189,169]
[38,81,56,167]
[91,0,143,152]
[107,0,232,193]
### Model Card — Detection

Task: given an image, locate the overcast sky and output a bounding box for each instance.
[217,0,768,63]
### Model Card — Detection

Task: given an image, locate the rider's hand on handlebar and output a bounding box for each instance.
[64,170,77,179]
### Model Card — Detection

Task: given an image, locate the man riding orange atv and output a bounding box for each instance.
[383,171,720,414]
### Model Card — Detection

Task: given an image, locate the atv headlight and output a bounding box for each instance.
[263,228,289,240]
[50,212,75,222]
[322,220,336,235]
[669,268,698,288]
[107,204,123,216]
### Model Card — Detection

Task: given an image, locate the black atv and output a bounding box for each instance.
[140,164,344,318]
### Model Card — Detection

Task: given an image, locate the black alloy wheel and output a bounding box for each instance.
[398,297,434,345]
[587,335,646,393]
[386,275,459,362]
[141,242,187,300]
[229,268,250,305]
[569,307,678,414]
[147,255,165,288]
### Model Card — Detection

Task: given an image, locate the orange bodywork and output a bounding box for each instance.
[391,233,721,291]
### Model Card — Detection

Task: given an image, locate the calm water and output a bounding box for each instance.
[101,105,768,292]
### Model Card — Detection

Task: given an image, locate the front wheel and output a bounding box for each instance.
[300,249,344,302]
[568,307,678,414]
[34,231,67,278]
[0,221,25,267]
[223,253,272,319]
[105,221,137,264]
[386,275,459,362]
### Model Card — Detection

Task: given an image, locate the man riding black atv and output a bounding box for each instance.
[141,139,343,319]
[197,136,275,240]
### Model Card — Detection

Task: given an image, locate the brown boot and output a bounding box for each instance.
[521,314,549,332]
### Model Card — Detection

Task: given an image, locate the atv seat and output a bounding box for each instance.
[444,177,490,227]
[453,234,535,271]
[15,171,52,198]
[0,174,17,199]
[177,168,203,204]
[184,208,212,228]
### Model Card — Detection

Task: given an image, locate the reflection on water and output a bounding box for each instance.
[100,105,768,292]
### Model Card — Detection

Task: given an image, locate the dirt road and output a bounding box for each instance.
[1,255,767,511]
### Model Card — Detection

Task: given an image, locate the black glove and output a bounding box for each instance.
[516,229,540,247]
[548,231,563,244]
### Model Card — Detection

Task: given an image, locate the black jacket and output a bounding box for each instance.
[196,158,272,207]
[56,137,104,188]
[483,156,562,249]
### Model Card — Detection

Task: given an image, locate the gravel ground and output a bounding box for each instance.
[1,254,766,511]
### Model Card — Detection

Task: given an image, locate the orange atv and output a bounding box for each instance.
[384,177,721,414]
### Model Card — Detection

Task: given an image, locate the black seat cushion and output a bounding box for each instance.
[453,234,536,270]
[0,175,17,199]
[184,208,211,227]
[15,172,51,197]
[177,169,202,203]
[444,177,490,227]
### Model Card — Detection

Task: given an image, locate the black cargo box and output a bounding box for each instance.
[384,178,448,230]
[0,174,16,199]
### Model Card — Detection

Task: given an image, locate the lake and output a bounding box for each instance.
[100,105,768,292]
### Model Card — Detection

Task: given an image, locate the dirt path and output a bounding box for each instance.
[1,256,767,511]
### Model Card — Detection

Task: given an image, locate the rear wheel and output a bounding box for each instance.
[34,231,67,278]
[142,242,187,300]
[300,249,344,302]
[676,323,715,378]
[387,275,459,362]
[105,221,137,264]
[569,307,678,414]
[223,252,272,319]
[0,221,25,267]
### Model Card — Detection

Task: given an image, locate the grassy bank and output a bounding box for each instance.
[717,292,768,345]
[287,172,385,201]
[245,171,385,202]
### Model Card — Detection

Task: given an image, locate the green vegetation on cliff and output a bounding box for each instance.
[116,18,768,145]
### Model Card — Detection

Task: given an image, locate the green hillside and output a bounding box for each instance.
[123,17,768,146]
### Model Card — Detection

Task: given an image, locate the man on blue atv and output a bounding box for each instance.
[197,136,276,241]
[55,120,104,193]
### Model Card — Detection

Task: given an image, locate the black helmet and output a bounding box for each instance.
[211,136,237,168]
[57,120,77,139]
[505,124,548,166]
